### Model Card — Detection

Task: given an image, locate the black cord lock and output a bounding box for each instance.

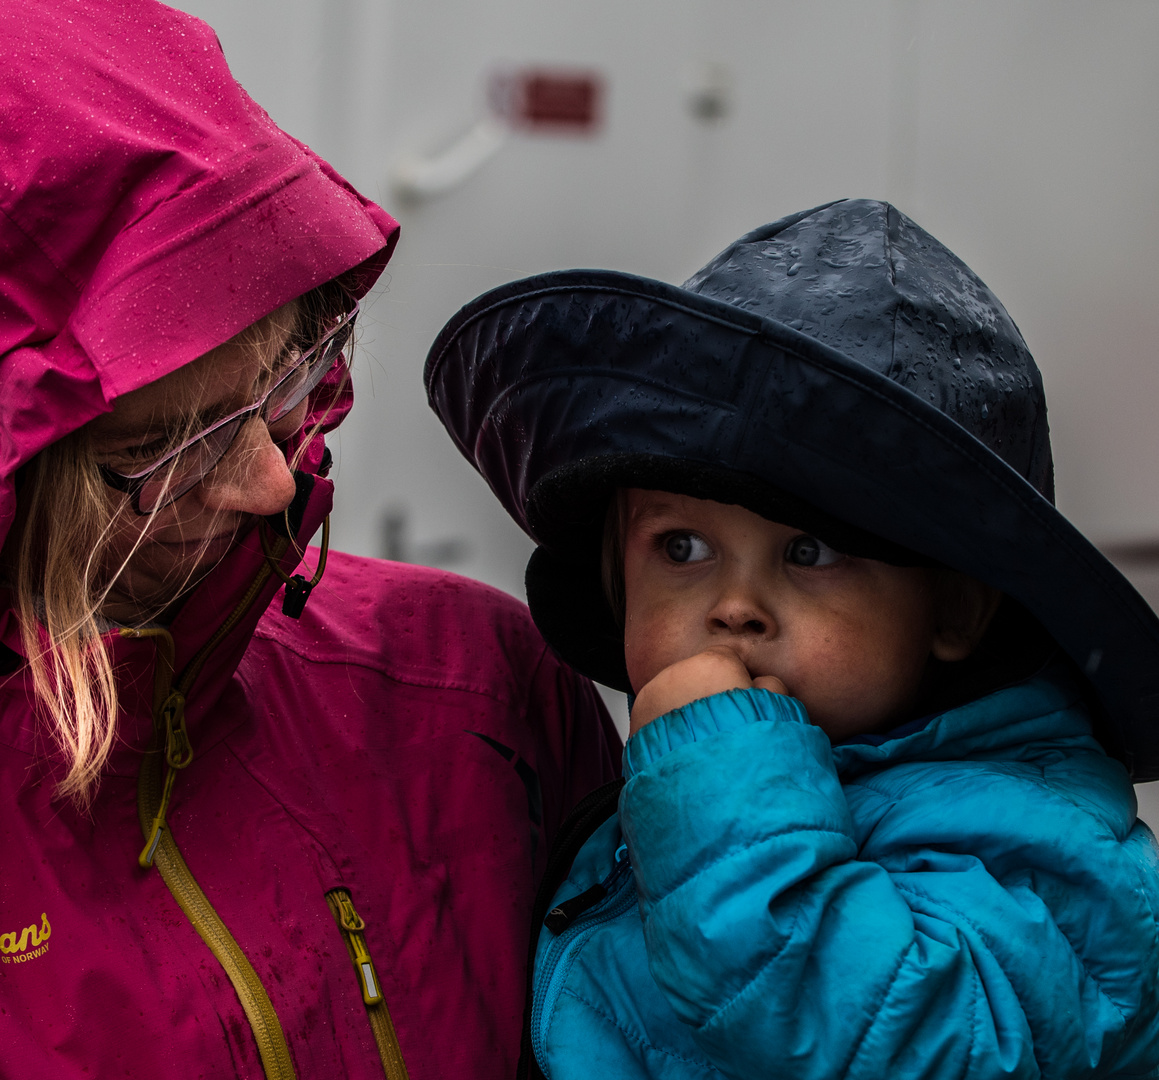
[260,514,331,620]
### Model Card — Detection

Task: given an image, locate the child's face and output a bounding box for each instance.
[621,490,947,741]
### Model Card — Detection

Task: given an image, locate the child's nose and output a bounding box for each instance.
[710,610,769,635]
[707,581,774,637]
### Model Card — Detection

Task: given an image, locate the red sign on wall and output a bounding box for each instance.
[490,69,604,133]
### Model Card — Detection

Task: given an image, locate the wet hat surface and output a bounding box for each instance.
[426,200,1159,780]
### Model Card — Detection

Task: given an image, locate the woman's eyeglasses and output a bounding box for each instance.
[99,302,358,515]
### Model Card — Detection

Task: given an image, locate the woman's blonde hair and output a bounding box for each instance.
[6,285,348,810]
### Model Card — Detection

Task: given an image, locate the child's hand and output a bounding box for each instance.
[630,645,787,735]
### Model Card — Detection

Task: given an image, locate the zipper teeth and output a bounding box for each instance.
[135,533,297,1080]
[325,889,411,1080]
[531,861,637,1073]
[152,836,297,1080]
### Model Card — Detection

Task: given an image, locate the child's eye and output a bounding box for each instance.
[663,533,712,564]
[786,535,844,567]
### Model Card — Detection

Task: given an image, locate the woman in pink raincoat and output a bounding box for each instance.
[0,1,620,1076]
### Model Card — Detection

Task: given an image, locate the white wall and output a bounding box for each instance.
[173,0,1159,810]
[178,0,1159,573]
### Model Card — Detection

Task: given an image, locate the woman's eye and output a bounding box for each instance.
[786,535,844,567]
[116,438,169,465]
[266,351,302,387]
[664,533,712,563]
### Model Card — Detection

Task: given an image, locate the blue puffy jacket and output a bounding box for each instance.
[532,666,1159,1079]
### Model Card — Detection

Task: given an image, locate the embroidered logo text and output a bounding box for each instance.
[0,913,51,964]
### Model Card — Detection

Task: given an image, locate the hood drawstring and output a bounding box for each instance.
[261,515,330,619]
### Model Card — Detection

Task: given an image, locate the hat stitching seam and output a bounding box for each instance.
[436,285,1159,649]
[477,367,742,428]
[427,281,766,386]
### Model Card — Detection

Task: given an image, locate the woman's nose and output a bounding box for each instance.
[197,416,298,517]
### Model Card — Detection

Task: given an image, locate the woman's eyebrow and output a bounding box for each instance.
[99,340,293,444]
[99,399,242,444]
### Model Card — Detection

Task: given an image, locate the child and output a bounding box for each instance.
[426,200,1159,1078]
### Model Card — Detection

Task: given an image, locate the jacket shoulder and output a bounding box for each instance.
[252,550,556,704]
[844,741,1159,1029]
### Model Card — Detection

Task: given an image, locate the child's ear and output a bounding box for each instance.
[931,572,1002,662]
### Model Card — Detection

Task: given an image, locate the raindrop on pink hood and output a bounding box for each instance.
[0,0,400,550]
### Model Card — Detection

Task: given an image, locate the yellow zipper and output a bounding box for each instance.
[128,537,283,871]
[325,888,411,1080]
[127,534,297,1080]
[128,523,397,1080]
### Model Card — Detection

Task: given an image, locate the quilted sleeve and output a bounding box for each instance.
[619,688,1159,1080]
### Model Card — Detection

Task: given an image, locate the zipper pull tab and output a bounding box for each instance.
[139,765,179,869]
[139,817,165,869]
[161,691,192,768]
[351,941,384,1006]
[138,691,193,869]
[544,882,608,935]
[338,895,383,1005]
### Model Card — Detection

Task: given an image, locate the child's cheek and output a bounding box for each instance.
[623,597,697,695]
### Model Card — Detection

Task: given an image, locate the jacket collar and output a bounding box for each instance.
[0,473,334,774]
[833,660,1104,781]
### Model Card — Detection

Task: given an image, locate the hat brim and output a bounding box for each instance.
[426,268,1159,780]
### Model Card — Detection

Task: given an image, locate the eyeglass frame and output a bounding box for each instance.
[98,300,359,515]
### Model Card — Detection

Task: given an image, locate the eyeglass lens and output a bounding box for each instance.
[134,310,355,513]
[264,326,347,425]
[135,416,245,514]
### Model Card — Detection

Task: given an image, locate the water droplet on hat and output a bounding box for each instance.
[981,403,989,418]
[952,357,962,369]
[787,263,802,277]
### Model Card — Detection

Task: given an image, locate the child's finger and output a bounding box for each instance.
[751,674,788,695]
[630,646,754,734]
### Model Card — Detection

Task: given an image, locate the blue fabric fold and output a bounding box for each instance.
[624,688,809,778]
[534,668,1159,1080]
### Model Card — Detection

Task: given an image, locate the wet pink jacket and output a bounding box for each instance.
[0,2,620,1076]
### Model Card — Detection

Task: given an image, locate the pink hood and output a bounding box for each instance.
[0,0,400,547]
[0,9,623,1078]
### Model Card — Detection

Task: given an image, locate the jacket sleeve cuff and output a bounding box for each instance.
[623,688,811,778]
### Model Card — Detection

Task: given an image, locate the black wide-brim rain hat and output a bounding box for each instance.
[425,199,1159,780]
